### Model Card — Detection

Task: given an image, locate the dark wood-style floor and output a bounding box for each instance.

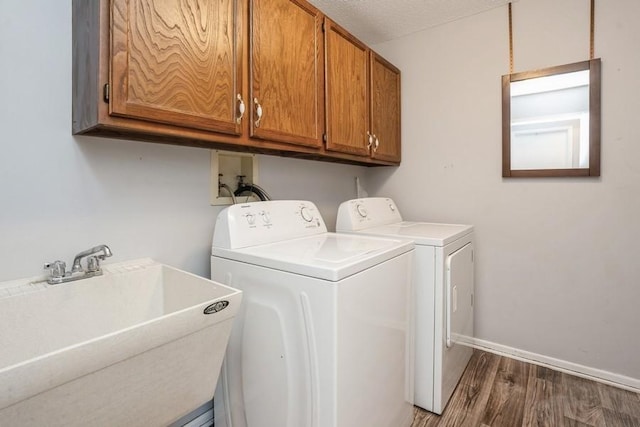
[411,351,640,427]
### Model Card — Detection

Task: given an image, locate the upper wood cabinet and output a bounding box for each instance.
[249,0,324,147]
[324,19,401,163]
[370,53,401,163]
[324,20,369,156]
[72,0,400,166]
[110,0,242,135]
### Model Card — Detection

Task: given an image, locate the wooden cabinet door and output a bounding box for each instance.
[324,19,370,156]
[110,0,242,135]
[370,52,401,162]
[250,0,323,147]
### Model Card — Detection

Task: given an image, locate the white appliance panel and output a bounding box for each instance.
[446,243,474,348]
[213,233,412,281]
[213,200,327,250]
[336,197,475,415]
[212,261,321,427]
[337,253,414,427]
[211,253,414,427]
[335,197,402,231]
[342,222,473,247]
[212,200,414,427]
[410,245,436,411]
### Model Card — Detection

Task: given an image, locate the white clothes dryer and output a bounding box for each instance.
[337,197,474,414]
[211,200,415,427]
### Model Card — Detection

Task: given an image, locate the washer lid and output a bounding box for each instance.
[212,232,413,281]
[357,221,473,247]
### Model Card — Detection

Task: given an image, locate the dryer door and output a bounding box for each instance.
[445,243,474,348]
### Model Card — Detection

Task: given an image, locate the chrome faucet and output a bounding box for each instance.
[44,244,113,285]
[71,244,113,273]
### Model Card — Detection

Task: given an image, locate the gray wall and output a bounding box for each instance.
[0,0,366,281]
[369,0,640,383]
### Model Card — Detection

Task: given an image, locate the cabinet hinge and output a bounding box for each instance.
[103,83,110,103]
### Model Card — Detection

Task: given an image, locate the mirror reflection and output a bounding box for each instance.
[502,59,601,177]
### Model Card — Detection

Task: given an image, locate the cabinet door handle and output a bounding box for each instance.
[236,94,245,124]
[367,131,374,150]
[254,98,263,128]
[373,135,380,152]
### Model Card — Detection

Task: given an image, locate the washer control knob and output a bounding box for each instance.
[261,211,271,224]
[300,206,313,222]
[356,204,368,218]
[389,203,395,212]
[246,213,256,225]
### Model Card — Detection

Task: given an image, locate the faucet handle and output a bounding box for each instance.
[44,260,67,279]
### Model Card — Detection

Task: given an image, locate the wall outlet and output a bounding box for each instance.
[211,151,259,206]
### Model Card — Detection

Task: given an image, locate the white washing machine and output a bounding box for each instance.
[336,197,474,414]
[211,200,415,427]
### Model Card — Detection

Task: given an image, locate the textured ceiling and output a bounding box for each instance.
[307,0,514,45]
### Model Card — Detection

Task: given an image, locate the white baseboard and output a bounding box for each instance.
[470,338,640,394]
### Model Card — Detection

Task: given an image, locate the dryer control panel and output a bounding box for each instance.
[336,197,403,231]
[213,200,327,249]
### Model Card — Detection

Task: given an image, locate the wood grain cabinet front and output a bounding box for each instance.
[370,52,401,163]
[73,0,247,143]
[324,20,370,157]
[109,0,242,135]
[249,0,324,148]
[324,19,401,163]
[73,0,400,166]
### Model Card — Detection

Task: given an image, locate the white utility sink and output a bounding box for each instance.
[0,258,242,426]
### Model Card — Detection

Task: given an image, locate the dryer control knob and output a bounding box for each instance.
[245,213,256,225]
[261,211,271,224]
[389,203,395,212]
[356,204,368,218]
[300,206,313,222]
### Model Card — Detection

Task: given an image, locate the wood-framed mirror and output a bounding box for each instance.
[502,59,601,177]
